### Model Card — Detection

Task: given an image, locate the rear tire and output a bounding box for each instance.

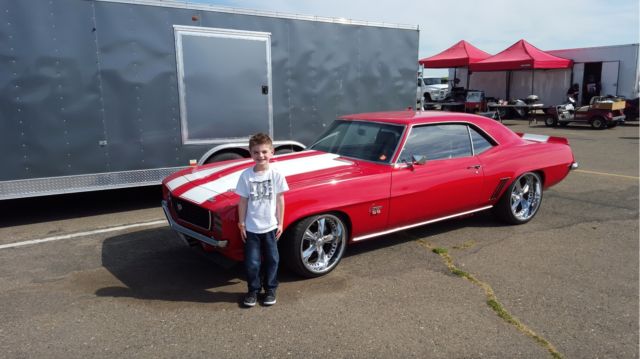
[494,172,543,225]
[590,117,607,130]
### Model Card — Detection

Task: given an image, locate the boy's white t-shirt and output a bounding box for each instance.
[235,167,289,234]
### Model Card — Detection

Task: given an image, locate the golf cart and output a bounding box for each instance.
[545,96,626,129]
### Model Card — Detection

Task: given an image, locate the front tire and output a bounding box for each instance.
[282,214,347,278]
[495,172,543,225]
[544,117,557,127]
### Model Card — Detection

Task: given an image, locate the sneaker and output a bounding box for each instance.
[243,292,257,307]
[263,290,276,306]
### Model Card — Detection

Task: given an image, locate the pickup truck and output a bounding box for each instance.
[417,77,449,105]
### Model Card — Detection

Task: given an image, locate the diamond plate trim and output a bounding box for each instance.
[0,167,186,200]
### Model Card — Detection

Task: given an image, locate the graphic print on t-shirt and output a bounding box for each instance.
[249,179,272,202]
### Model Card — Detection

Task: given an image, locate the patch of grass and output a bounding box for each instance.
[432,247,448,254]
[487,299,516,325]
[451,268,470,278]
[418,239,564,359]
[453,240,476,250]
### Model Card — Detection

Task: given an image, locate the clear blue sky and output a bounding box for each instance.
[190,0,640,76]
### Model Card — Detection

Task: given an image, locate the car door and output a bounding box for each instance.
[389,123,485,227]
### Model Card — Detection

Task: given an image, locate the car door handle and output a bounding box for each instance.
[467,165,481,170]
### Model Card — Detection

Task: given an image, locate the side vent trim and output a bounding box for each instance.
[490,177,511,200]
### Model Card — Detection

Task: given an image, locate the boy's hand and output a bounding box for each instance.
[275,224,283,240]
[238,223,247,242]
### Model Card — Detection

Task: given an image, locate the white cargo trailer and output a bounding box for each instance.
[0,0,419,200]
[548,43,639,105]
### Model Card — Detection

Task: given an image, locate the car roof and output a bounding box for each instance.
[339,110,521,145]
[341,110,486,126]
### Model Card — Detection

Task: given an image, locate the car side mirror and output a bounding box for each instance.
[412,154,427,165]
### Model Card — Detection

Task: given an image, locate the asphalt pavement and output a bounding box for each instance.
[0,120,637,358]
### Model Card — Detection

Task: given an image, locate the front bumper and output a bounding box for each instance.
[161,200,228,248]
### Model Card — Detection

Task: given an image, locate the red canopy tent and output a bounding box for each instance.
[469,39,573,99]
[469,39,572,71]
[419,40,491,89]
[419,40,491,68]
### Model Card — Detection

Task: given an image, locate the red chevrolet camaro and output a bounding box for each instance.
[162,111,577,277]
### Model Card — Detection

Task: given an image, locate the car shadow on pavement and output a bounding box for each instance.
[95,226,303,305]
[95,212,506,305]
[345,211,502,257]
[96,227,247,304]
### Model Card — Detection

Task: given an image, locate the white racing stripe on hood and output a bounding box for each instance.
[180,153,351,204]
[166,159,253,191]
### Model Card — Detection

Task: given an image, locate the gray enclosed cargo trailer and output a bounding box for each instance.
[0,0,419,200]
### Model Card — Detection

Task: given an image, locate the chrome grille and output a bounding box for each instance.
[212,212,223,235]
[171,197,211,230]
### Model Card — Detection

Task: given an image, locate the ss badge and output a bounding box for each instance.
[370,205,382,215]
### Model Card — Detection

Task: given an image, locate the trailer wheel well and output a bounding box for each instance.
[203,149,249,164]
[275,144,305,154]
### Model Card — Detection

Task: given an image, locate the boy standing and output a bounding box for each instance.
[235,133,289,307]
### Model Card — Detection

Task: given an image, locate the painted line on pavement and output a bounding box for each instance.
[0,219,167,250]
[574,169,639,180]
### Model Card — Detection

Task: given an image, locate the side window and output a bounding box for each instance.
[469,126,494,155]
[399,124,472,162]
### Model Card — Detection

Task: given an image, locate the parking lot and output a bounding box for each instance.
[0,120,638,359]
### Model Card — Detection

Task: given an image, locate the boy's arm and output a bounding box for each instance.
[237,196,248,242]
[275,193,285,239]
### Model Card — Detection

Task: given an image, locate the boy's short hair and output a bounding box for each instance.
[249,133,273,150]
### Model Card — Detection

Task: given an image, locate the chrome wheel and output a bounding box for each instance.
[509,173,542,221]
[299,214,346,275]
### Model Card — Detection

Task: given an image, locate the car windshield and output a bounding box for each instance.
[466,91,483,102]
[309,120,404,163]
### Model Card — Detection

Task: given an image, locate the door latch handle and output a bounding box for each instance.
[467,165,481,169]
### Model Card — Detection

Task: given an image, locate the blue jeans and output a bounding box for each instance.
[244,230,279,293]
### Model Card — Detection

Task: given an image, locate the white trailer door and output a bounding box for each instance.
[174,26,272,144]
[601,61,620,97]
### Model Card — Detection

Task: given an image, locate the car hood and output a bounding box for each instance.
[164,151,361,205]
[424,84,448,90]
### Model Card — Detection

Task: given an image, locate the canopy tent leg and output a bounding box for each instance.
[466,69,471,89]
[453,67,457,87]
[531,69,535,95]
[506,71,512,99]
